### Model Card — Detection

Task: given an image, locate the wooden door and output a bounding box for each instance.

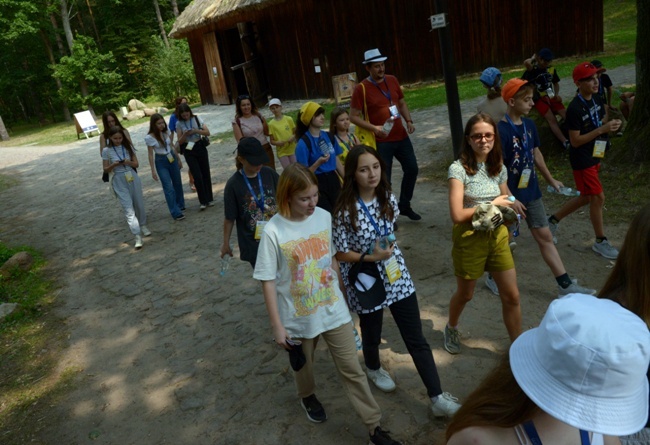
[202,32,229,105]
[234,21,269,106]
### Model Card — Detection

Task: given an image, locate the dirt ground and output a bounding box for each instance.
[0,70,634,444]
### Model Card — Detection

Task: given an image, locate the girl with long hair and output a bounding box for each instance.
[329,107,359,167]
[253,163,402,445]
[443,113,520,355]
[598,203,650,445]
[145,113,185,221]
[168,97,195,191]
[176,103,213,210]
[102,126,150,248]
[294,101,344,213]
[232,95,275,170]
[333,145,460,418]
[100,111,131,156]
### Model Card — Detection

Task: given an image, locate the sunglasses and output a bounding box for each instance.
[237,95,250,100]
[468,133,495,143]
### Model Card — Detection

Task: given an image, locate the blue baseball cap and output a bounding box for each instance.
[538,48,554,61]
[480,67,502,88]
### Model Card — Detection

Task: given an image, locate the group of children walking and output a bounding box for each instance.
[95,55,636,443]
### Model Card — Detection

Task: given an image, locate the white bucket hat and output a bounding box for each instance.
[510,293,650,436]
[363,48,388,64]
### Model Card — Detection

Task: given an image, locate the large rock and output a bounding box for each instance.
[157,107,169,114]
[124,110,146,121]
[128,99,146,111]
[0,251,34,278]
[143,108,157,117]
[0,303,18,320]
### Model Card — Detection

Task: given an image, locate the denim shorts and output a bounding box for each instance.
[522,198,549,229]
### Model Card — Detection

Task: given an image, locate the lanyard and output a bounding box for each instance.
[522,420,591,445]
[368,77,392,104]
[578,94,601,129]
[336,134,353,152]
[112,145,128,172]
[358,198,387,237]
[241,170,264,213]
[505,114,529,152]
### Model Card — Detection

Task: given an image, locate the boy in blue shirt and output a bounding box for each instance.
[485,79,595,297]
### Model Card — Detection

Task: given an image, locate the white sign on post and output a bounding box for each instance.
[73,111,100,139]
[429,13,447,30]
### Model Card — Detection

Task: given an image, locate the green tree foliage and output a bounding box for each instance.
[51,34,123,111]
[145,37,198,106]
[0,0,193,126]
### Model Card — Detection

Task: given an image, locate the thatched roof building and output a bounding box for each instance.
[170,0,604,106]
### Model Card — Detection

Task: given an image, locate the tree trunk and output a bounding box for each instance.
[153,0,170,47]
[59,0,94,117]
[49,11,68,57]
[171,0,179,17]
[85,0,101,48]
[40,28,71,121]
[625,0,649,162]
[0,116,10,141]
[60,0,74,53]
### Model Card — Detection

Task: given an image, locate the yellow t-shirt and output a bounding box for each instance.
[268,115,296,158]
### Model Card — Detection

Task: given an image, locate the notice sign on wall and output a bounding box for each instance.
[73,111,100,139]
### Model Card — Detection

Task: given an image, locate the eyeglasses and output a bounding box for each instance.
[468,133,495,143]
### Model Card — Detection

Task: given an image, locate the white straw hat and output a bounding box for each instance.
[510,293,650,436]
[363,48,388,64]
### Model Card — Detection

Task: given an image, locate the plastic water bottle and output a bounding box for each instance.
[547,185,580,196]
[318,139,332,157]
[353,327,362,350]
[220,254,231,276]
[382,117,395,134]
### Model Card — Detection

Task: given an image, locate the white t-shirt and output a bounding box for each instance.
[253,207,351,339]
[144,132,173,155]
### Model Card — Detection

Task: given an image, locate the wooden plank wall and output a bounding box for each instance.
[188,0,603,103]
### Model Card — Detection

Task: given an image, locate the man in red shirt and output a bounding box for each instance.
[350,48,421,220]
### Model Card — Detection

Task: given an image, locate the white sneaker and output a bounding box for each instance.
[199,204,207,211]
[509,240,517,253]
[134,234,143,249]
[485,274,500,296]
[592,240,619,259]
[558,280,597,297]
[141,225,152,237]
[367,367,396,393]
[431,392,461,418]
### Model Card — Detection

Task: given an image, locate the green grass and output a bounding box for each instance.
[0,243,77,444]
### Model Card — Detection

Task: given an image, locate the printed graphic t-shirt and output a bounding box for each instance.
[253,207,351,339]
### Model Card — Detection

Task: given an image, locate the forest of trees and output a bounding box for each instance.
[0,0,197,126]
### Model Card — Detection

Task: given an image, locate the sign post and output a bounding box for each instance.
[431,1,464,158]
[73,111,100,139]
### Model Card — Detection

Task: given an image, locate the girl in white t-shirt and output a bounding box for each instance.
[253,163,402,445]
[145,114,186,221]
[102,126,150,249]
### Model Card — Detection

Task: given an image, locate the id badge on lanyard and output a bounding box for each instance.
[388,105,400,118]
[518,168,532,189]
[167,153,175,163]
[125,171,134,182]
[254,221,267,240]
[384,257,402,284]
[593,140,607,158]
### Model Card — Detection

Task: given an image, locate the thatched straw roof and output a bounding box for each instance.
[170,0,288,38]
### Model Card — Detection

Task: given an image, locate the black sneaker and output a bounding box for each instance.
[399,206,422,221]
[301,394,327,423]
[369,426,402,445]
[174,214,186,221]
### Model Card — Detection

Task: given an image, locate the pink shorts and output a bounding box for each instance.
[534,96,565,116]
[573,164,603,196]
